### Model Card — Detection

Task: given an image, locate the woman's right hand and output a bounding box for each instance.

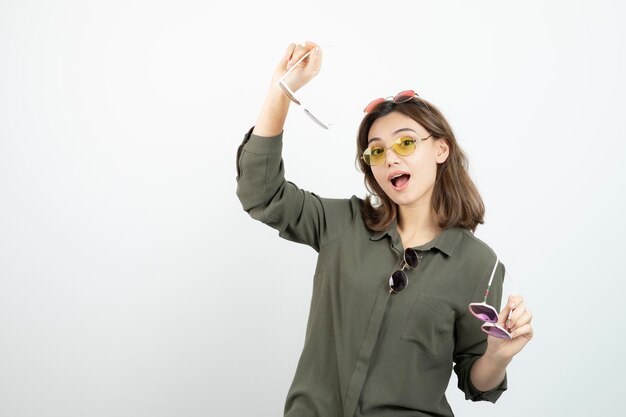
[270,41,323,96]
[252,42,322,137]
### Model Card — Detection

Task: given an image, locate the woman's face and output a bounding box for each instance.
[367,111,449,208]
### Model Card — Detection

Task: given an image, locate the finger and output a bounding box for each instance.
[500,294,524,327]
[303,45,322,77]
[504,294,524,308]
[510,323,534,339]
[507,303,526,329]
[511,294,524,306]
[283,43,296,69]
[511,310,532,329]
[497,296,513,327]
[287,44,311,69]
[304,40,320,49]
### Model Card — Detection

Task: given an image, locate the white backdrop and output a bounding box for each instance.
[1,1,624,416]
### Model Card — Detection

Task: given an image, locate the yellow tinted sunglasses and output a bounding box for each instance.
[361,135,432,166]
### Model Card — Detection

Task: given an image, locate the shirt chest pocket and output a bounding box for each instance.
[401,292,456,358]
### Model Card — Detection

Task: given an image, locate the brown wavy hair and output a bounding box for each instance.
[355,97,485,233]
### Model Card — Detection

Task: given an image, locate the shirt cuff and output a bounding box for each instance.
[240,125,283,155]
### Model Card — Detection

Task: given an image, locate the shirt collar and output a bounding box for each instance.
[369,218,465,257]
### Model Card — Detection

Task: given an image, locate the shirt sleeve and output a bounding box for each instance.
[452,259,508,403]
[235,126,357,252]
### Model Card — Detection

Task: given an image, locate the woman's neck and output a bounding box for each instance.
[396,203,442,248]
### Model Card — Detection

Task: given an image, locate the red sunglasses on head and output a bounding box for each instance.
[363,89,432,114]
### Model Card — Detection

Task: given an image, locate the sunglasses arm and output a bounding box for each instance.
[481,256,499,304]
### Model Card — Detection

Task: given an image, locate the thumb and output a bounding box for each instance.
[498,295,513,327]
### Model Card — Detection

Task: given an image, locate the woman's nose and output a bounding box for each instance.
[385,148,402,166]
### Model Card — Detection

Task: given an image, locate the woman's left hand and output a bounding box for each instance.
[486,294,534,361]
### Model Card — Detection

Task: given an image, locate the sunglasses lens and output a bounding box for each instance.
[364,98,385,114]
[393,137,417,156]
[404,248,419,268]
[468,304,499,323]
[393,90,415,103]
[363,147,385,166]
[389,270,408,293]
[481,323,512,339]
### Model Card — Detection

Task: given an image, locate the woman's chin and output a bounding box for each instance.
[385,187,427,208]
[387,192,416,207]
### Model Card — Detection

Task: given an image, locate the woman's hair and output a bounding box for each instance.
[355,97,485,233]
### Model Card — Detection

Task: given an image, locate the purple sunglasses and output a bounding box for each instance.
[468,256,518,339]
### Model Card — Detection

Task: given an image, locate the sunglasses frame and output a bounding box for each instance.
[361,134,433,166]
[278,49,332,129]
[363,89,432,114]
[388,248,422,294]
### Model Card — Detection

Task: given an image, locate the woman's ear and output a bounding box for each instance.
[435,139,450,163]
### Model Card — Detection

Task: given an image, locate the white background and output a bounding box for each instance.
[1,1,624,416]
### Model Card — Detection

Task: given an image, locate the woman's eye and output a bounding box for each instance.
[371,148,384,156]
[401,138,415,146]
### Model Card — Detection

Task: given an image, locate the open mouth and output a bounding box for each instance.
[390,174,411,190]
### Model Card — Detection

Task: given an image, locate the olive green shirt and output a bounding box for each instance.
[236,126,508,417]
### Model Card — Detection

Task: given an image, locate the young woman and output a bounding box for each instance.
[236,42,533,417]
